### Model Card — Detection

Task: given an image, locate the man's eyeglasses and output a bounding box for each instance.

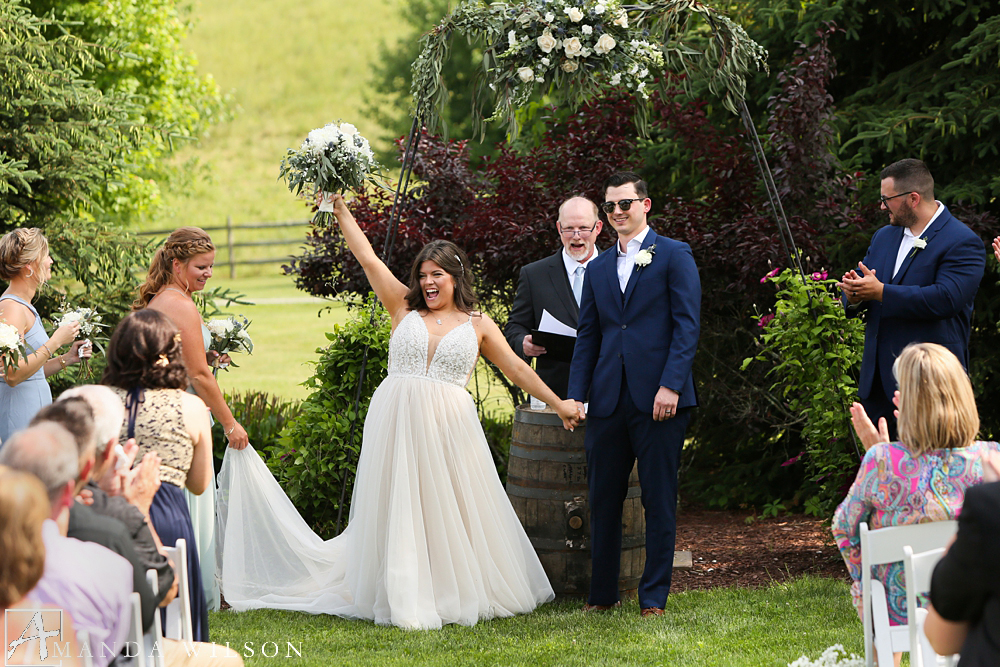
[600,198,646,214]
[879,191,915,207]
[558,222,599,238]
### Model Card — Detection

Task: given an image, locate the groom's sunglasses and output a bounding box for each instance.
[600,198,645,214]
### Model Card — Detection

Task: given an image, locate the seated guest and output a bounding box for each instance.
[57,385,178,610]
[102,309,213,642]
[504,196,602,399]
[833,343,1000,631]
[31,398,163,635]
[0,466,81,667]
[925,467,1000,666]
[0,423,132,667]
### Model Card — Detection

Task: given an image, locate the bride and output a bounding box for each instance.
[218,194,581,629]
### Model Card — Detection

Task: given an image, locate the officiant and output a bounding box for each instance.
[505,196,602,399]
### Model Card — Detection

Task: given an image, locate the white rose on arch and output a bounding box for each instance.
[563,36,584,58]
[614,11,628,28]
[544,11,555,22]
[537,30,559,54]
[582,25,593,35]
[561,59,579,72]
[565,7,584,22]
[594,33,616,55]
[517,66,535,82]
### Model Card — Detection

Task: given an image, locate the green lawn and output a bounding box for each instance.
[156,0,408,242]
[205,577,861,666]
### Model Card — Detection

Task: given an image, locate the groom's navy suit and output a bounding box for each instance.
[847,206,985,423]
[567,229,700,608]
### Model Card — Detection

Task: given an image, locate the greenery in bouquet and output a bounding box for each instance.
[0,321,26,377]
[206,315,253,373]
[52,307,108,380]
[279,122,386,229]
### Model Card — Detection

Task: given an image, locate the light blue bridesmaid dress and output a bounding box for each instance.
[0,295,52,445]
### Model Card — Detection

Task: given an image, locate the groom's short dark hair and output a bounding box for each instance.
[604,171,648,198]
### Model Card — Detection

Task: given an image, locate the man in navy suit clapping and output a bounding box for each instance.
[568,171,701,617]
[838,159,986,437]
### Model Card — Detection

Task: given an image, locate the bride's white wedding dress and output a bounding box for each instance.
[216,310,554,629]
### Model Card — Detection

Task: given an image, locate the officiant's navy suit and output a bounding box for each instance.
[847,205,985,422]
[567,230,700,608]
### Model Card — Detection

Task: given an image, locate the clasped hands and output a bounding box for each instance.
[836,262,884,305]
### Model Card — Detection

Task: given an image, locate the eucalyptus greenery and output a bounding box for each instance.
[410,0,768,139]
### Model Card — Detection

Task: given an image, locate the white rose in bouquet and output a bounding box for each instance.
[537,30,559,53]
[561,59,579,72]
[517,67,535,82]
[564,7,584,22]
[0,322,20,350]
[563,37,584,58]
[595,33,616,55]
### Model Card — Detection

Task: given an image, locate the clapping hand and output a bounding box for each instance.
[837,262,883,304]
[993,236,1000,263]
[849,402,891,451]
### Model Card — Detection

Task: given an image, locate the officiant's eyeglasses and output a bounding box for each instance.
[879,191,914,207]
[600,198,646,214]
[558,222,599,238]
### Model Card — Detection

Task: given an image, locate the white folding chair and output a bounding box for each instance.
[146,568,166,667]
[160,538,194,642]
[124,591,146,667]
[860,520,958,667]
[903,546,959,667]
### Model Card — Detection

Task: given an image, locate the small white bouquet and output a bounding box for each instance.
[206,315,253,374]
[53,306,106,379]
[0,321,25,377]
[787,645,863,667]
[279,121,386,229]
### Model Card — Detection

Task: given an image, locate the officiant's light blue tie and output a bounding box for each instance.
[573,265,585,305]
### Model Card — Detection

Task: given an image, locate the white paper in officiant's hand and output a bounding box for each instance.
[539,309,577,337]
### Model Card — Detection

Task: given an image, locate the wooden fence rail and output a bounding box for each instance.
[137,217,312,278]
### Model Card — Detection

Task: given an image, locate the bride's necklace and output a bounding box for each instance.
[162,286,191,299]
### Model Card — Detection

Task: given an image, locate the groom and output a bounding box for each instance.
[567,171,701,617]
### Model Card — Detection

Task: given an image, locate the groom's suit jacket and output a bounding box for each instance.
[505,252,580,399]
[847,206,985,402]
[567,231,700,418]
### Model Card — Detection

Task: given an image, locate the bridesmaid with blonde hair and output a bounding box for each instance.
[0,228,90,444]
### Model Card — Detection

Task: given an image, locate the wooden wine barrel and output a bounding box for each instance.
[505,405,645,597]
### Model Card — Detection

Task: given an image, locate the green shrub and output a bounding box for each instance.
[268,295,391,539]
[742,268,865,518]
[211,390,302,471]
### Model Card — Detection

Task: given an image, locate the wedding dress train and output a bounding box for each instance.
[216,310,554,629]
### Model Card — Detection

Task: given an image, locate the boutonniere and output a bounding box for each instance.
[635,244,656,268]
[909,236,927,258]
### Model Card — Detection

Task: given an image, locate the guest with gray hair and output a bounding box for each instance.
[0,422,132,667]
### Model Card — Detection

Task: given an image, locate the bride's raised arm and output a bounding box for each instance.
[331,194,409,318]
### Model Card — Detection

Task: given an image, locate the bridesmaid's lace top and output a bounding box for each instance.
[110,387,194,488]
[388,311,479,387]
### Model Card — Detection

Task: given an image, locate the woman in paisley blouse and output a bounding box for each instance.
[102,309,213,642]
[833,342,1000,636]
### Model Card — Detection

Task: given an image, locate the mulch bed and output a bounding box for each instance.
[672,507,850,592]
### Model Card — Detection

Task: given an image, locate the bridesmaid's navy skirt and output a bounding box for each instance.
[149,481,209,642]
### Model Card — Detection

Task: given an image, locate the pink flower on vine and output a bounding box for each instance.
[760,267,781,283]
[758,314,775,328]
[811,271,828,281]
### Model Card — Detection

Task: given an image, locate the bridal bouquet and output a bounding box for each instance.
[279,121,385,229]
[53,306,107,379]
[206,315,253,373]
[0,321,25,377]
[787,645,863,667]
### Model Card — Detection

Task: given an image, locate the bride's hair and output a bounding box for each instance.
[102,310,188,390]
[133,227,215,310]
[405,241,478,313]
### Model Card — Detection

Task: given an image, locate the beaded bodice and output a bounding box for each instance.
[388,310,479,387]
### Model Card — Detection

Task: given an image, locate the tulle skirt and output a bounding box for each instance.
[218,375,554,629]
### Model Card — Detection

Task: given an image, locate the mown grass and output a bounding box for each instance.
[155,0,408,257]
[206,577,861,667]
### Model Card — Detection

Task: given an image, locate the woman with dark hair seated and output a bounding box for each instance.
[833,342,1000,666]
[102,309,213,642]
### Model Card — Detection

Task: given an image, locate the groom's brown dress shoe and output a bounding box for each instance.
[582,602,621,612]
[640,607,665,617]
